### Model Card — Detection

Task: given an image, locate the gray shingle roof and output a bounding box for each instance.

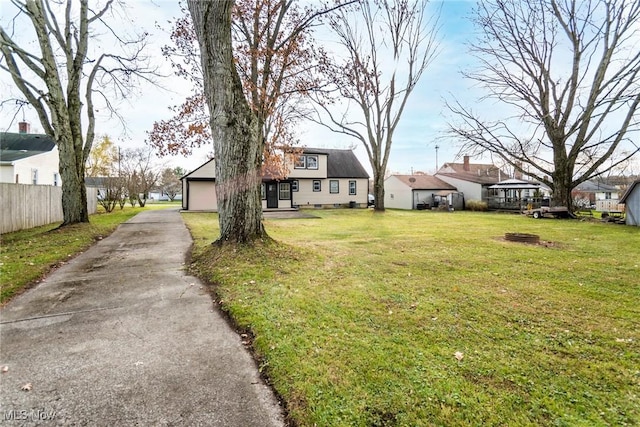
[0,132,56,162]
[303,148,369,179]
[574,180,619,192]
[391,174,456,190]
[437,161,505,185]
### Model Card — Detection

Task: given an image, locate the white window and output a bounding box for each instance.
[330,180,339,194]
[313,180,321,192]
[349,180,356,195]
[53,173,59,187]
[306,155,318,169]
[279,182,291,200]
[32,169,38,185]
[291,180,299,192]
[294,156,305,169]
[261,183,266,200]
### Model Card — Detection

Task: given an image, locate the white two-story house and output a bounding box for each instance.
[181,148,370,211]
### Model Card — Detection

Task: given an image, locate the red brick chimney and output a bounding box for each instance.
[18,121,30,134]
[463,155,470,172]
[514,162,523,180]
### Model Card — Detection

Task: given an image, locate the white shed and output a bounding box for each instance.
[620,179,640,226]
[384,175,458,210]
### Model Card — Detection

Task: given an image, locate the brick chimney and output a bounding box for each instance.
[463,155,470,172]
[18,121,30,134]
[514,162,523,180]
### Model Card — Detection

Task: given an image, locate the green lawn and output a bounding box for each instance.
[0,205,166,304]
[183,209,640,426]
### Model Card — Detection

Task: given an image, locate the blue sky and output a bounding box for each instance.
[300,0,481,176]
[4,1,634,176]
[1,0,483,175]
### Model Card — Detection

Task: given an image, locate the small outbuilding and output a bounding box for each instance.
[384,174,462,210]
[620,179,640,226]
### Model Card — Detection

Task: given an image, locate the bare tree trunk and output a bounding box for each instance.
[372,168,386,211]
[1,0,156,226]
[58,137,89,223]
[311,0,440,212]
[188,0,266,244]
[447,0,640,211]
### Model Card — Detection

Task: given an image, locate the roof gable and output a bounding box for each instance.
[182,158,216,180]
[620,179,640,203]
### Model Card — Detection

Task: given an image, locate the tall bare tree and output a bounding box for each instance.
[447,0,640,210]
[0,0,155,225]
[188,0,265,243]
[149,1,329,176]
[312,0,440,211]
[186,0,352,243]
[120,147,159,208]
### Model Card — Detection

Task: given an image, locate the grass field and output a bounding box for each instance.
[0,205,171,304]
[183,209,640,426]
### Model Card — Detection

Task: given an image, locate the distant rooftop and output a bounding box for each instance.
[0,132,56,162]
[390,174,456,190]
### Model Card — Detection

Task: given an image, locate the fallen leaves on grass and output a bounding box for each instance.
[21,383,32,391]
[454,351,464,361]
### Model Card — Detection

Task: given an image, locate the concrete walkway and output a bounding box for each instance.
[0,209,284,426]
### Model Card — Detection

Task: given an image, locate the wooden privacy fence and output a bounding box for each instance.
[0,183,97,234]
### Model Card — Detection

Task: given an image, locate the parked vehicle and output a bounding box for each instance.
[524,206,576,219]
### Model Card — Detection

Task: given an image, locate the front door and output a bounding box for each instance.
[267,183,278,208]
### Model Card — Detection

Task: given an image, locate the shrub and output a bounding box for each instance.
[466,200,488,211]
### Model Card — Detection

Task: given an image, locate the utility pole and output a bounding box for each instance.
[435,144,439,171]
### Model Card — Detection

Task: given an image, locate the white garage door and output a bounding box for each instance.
[188,181,217,211]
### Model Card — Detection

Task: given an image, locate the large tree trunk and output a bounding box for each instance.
[188,0,266,244]
[58,132,89,225]
[372,167,385,212]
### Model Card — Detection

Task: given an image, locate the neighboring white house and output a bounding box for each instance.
[181,148,370,211]
[620,179,640,227]
[0,123,60,186]
[435,156,505,203]
[384,174,460,210]
[572,180,620,211]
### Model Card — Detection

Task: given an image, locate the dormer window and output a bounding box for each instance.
[306,155,318,169]
[294,154,318,170]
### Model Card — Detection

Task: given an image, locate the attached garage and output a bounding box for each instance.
[184,179,217,211]
[181,159,218,211]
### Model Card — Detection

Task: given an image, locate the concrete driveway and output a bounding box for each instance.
[0,209,284,426]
